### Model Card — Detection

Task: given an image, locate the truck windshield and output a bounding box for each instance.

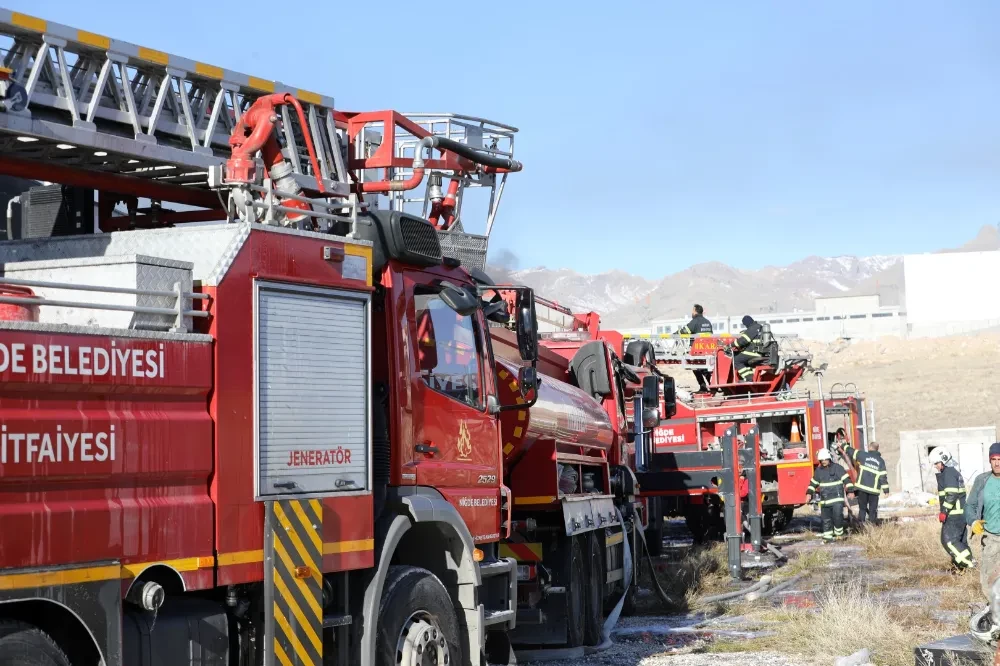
[414,291,482,408]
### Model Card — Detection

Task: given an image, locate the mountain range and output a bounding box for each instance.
[486,225,1000,327]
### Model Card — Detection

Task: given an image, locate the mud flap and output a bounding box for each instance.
[264,500,324,666]
[512,510,632,663]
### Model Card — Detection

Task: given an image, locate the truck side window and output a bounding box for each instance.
[414,290,482,409]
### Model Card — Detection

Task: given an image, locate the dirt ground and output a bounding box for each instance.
[804,332,1000,478]
[521,509,990,666]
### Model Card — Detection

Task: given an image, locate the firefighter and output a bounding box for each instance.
[930,447,975,572]
[679,304,713,392]
[732,315,764,382]
[965,442,1000,600]
[806,448,855,542]
[838,439,890,524]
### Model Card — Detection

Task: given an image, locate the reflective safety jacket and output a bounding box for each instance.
[680,314,714,335]
[936,465,967,517]
[845,445,889,495]
[734,322,763,355]
[808,462,854,505]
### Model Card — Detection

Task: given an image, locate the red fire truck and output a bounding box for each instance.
[0,9,660,666]
[621,332,872,561]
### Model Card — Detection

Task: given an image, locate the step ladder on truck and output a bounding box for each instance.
[0,9,656,666]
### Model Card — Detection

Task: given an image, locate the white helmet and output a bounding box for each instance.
[816,448,832,462]
[928,447,952,466]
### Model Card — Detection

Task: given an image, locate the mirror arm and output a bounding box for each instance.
[496,362,541,413]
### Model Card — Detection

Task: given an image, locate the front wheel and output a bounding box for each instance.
[0,621,71,666]
[376,566,462,666]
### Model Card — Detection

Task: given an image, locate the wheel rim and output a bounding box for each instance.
[396,611,449,666]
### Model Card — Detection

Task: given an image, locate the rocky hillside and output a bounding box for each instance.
[487,224,999,326]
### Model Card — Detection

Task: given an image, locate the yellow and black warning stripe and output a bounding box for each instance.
[266,499,323,666]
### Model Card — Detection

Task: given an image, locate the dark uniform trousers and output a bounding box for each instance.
[844,445,889,524]
[808,462,853,541]
[937,465,973,569]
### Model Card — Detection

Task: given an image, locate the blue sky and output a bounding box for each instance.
[15,1,1000,278]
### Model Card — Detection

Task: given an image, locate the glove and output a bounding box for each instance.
[973,520,986,535]
[939,512,947,523]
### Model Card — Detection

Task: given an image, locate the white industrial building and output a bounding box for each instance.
[614,248,999,342]
[903,250,1000,338]
[637,294,905,342]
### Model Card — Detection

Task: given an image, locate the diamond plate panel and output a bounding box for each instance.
[437,230,488,271]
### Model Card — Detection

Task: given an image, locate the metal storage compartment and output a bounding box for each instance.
[254,280,370,498]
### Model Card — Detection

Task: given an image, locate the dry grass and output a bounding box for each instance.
[775,545,832,579]
[638,544,730,613]
[710,520,989,664]
[851,518,947,564]
[713,575,954,666]
[850,519,984,603]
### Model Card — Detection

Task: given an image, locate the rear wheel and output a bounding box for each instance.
[685,501,724,543]
[561,536,586,647]
[376,566,462,666]
[583,533,605,646]
[0,621,71,666]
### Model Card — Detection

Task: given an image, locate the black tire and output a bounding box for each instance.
[780,507,794,529]
[0,621,71,666]
[562,536,586,648]
[583,533,604,646]
[762,510,776,537]
[644,497,665,557]
[684,506,707,544]
[376,566,462,666]
[686,501,724,543]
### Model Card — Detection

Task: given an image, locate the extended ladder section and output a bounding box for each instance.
[0,8,519,272]
[0,9,349,202]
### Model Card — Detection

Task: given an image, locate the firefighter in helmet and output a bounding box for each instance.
[806,448,855,542]
[838,437,890,524]
[930,447,975,572]
[732,315,764,382]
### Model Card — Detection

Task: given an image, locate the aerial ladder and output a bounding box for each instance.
[0,7,517,266]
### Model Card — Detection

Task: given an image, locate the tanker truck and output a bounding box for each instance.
[482,306,668,651]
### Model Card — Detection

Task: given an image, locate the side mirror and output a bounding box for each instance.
[439,284,479,317]
[641,407,660,430]
[518,366,538,399]
[641,375,659,410]
[661,375,677,418]
[515,290,538,363]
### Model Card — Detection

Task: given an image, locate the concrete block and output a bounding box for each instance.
[900,427,998,493]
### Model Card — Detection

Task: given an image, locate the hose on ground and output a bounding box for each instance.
[635,522,682,607]
[698,575,772,604]
[746,574,805,601]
